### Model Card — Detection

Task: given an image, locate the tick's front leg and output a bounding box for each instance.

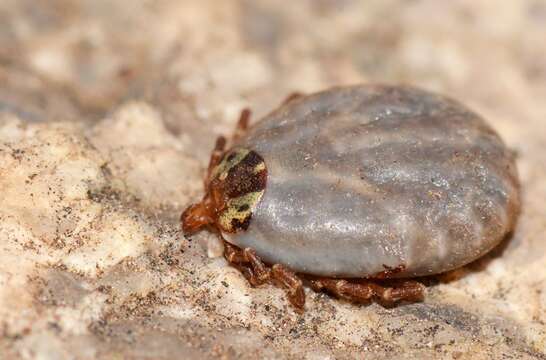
[232,108,251,143]
[205,136,227,188]
[282,92,304,105]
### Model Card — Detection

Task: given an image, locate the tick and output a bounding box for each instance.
[181,85,521,310]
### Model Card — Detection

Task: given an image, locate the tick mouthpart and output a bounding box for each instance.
[181,195,217,234]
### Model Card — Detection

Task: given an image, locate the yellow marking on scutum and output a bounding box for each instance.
[254,162,266,174]
[211,148,250,181]
[218,190,265,232]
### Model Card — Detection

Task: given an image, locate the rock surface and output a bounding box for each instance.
[0,1,545,359]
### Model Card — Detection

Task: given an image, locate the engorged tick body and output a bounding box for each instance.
[182,85,521,310]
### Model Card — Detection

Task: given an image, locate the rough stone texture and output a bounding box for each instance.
[0,1,545,359]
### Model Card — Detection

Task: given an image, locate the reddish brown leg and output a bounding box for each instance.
[232,108,251,143]
[370,264,406,279]
[204,96,303,187]
[310,278,424,306]
[230,96,303,145]
[224,242,270,286]
[232,95,303,142]
[223,242,305,310]
[272,264,305,310]
[282,92,304,105]
[205,136,227,187]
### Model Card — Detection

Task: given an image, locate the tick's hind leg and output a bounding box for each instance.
[310,278,425,306]
[223,242,305,310]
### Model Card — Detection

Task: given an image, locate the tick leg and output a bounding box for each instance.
[223,242,305,310]
[231,95,303,145]
[205,136,227,187]
[271,264,305,310]
[232,108,251,143]
[205,108,249,186]
[370,264,406,279]
[379,280,425,305]
[224,242,270,286]
[282,92,304,105]
[233,96,302,144]
[310,278,425,306]
[310,279,375,302]
[243,247,271,285]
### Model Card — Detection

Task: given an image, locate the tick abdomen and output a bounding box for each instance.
[224,85,520,278]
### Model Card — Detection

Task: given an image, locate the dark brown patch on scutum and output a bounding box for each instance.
[231,214,252,231]
[224,151,267,198]
[238,204,250,212]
